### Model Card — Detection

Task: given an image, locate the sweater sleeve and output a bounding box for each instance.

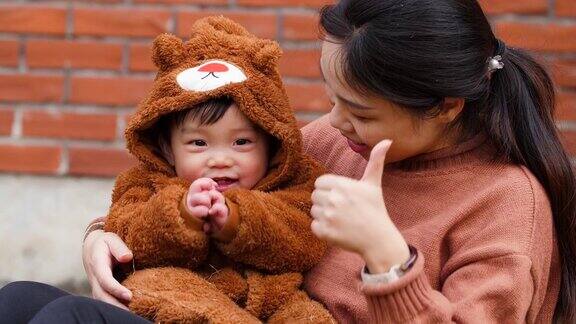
[104,165,209,270]
[361,251,536,323]
[360,170,558,323]
[214,156,327,274]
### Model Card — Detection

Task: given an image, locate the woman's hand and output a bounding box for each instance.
[311,140,410,273]
[82,229,133,310]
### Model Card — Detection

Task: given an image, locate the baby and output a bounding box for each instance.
[103,16,334,323]
[156,96,272,241]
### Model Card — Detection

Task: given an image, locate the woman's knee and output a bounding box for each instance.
[0,281,63,301]
[30,296,96,323]
[40,295,96,314]
[0,281,69,324]
[30,296,148,324]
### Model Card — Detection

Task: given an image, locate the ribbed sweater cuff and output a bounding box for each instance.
[361,251,432,323]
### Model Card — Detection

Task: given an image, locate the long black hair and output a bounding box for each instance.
[320,0,576,321]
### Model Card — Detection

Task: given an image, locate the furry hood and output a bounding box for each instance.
[125,16,305,191]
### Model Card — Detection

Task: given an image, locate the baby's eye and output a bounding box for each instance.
[234,139,252,146]
[189,140,207,146]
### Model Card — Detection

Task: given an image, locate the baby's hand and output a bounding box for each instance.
[203,189,229,234]
[186,178,217,220]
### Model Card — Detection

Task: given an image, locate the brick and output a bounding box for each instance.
[22,111,117,140]
[551,59,576,89]
[285,82,329,112]
[135,0,226,4]
[0,144,61,174]
[557,0,576,17]
[74,0,121,3]
[560,131,576,156]
[283,14,320,41]
[0,40,19,67]
[129,43,155,72]
[69,147,137,177]
[178,11,277,39]
[69,76,153,106]
[74,8,172,38]
[27,40,122,70]
[237,0,332,8]
[495,23,576,53]
[479,0,548,15]
[280,49,321,78]
[0,6,66,35]
[0,109,14,135]
[0,74,64,103]
[557,92,576,122]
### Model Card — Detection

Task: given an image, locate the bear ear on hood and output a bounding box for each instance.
[152,33,186,71]
[253,40,282,75]
[202,15,250,37]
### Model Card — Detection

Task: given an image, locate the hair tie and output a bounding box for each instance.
[488,38,506,73]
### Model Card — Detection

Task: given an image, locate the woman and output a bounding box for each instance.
[2,0,574,322]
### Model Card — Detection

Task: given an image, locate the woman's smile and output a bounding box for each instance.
[345,137,369,154]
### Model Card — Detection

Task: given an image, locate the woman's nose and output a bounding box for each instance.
[329,104,354,133]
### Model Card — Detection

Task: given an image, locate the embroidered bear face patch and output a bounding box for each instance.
[176,60,247,92]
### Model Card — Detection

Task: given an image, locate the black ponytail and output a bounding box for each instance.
[487,44,576,323]
[320,0,576,321]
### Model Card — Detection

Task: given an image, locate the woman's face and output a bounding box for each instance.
[320,40,457,163]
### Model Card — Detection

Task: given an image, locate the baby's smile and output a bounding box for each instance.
[211,176,239,192]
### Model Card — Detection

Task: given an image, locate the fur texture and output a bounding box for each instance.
[104,16,333,323]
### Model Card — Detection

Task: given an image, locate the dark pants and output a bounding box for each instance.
[0,281,151,324]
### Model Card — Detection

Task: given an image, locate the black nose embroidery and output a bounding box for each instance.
[201,72,219,79]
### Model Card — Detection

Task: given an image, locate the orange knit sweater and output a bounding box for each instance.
[301,115,560,323]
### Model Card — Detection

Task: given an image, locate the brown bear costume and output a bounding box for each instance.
[103,16,334,323]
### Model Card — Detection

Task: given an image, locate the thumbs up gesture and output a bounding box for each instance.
[311,140,410,272]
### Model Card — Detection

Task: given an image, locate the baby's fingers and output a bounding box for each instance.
[189,205,209,219]
[208,189,225,205]
[209,203,227,218]
[188,192,211,207]
[209,204,229,230]
[189,178,217,194]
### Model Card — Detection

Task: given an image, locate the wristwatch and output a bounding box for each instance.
[82,221,105,242]
[361,245,418,284]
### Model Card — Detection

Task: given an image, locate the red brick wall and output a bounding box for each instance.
[0,0,574,177]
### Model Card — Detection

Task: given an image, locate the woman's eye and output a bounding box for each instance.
[190,140,207,146]
[235,139,251,145]
[354,114,371,122]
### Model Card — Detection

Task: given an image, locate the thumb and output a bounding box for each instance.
[361,139,392,186]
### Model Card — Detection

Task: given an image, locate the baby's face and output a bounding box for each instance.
[170,104,269,192]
